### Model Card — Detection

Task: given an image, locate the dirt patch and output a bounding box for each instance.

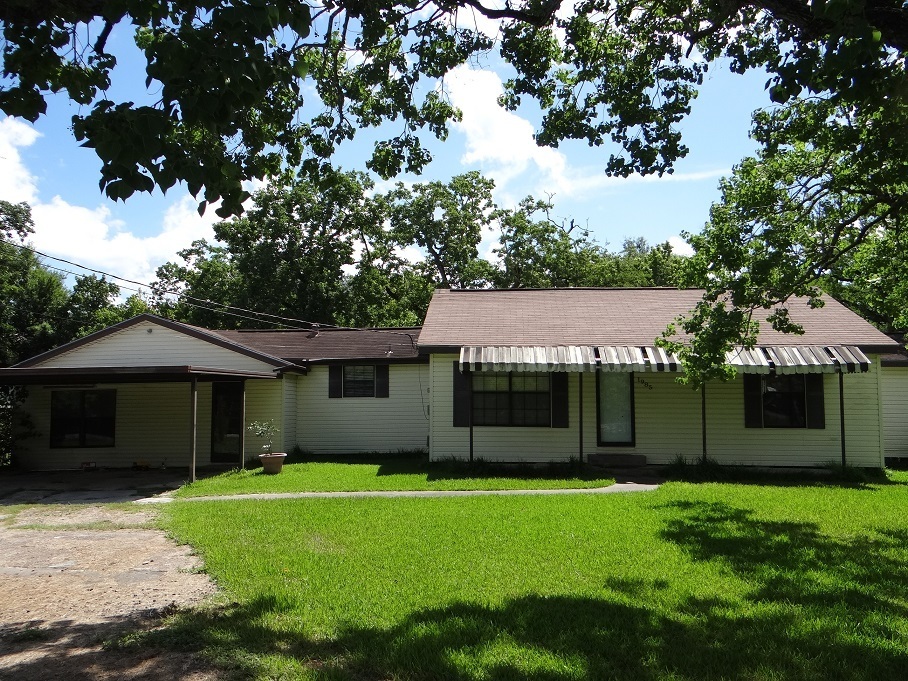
[0,505,218,680]
[8,505,156,529]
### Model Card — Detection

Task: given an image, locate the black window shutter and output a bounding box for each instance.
[376,365,390,398]
[453,362,471,427]
[806,374,825,429]
[328,364,343,398]
[551,372,569,428]
[743,374,762,428]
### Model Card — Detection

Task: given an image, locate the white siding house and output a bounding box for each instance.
[2,290,901,472]
[420,289,898,468]
[1,315,429,471]
[881,363,908,460]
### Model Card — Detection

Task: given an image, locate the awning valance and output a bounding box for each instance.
[597,346,681,372]
[458,344,871,374]
[726,345,870,374]
[458,346,597,372]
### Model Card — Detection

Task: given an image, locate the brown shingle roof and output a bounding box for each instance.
[210,327,421,362]
[417,288,898,350]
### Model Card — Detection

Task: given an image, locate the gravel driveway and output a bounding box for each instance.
[0,471,218,680]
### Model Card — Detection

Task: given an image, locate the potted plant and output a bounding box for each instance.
[247,419,286,474]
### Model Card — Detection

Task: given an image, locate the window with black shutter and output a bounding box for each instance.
[452,366,569,429]
[328,364,390,398]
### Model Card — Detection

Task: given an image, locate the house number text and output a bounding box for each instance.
[635,377,654,390]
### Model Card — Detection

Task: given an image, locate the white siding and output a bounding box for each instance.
[14,378,284,470]
[244,379,284,457]
[429,353,886,468]
[294,364,429,454]
[281,373,298,452]
[701,362,883,468]
[33,321,277,373]
[430,354,581,462]
[882,366,908,459]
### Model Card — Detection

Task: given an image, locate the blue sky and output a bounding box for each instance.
[0,17,770,291]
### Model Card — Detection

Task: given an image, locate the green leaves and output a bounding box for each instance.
[668,92,908,384]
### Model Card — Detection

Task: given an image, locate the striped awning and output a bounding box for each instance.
[459,346,597,372]
[726,345,870,374]
[596,345,681,372]
[458,345,679,372]
[459,344,871,374]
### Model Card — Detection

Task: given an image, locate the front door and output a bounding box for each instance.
[211,381,243,464]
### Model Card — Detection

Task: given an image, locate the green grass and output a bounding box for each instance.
[143,471,908,680]
[175,457,616,497]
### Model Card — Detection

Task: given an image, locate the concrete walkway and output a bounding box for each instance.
[137,481,660,504]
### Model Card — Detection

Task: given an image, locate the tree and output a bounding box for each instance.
[6,3,906,371]
[0,202,69,366]
[154,169,384,327]
[491,197,600,289]
[588,238,685,289]
[4,1,904,218]
[57,274,122,339]
[386,171,497,289]
[661,95,908,383]
[822,230,908,334]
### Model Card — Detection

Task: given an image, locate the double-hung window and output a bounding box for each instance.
[744,374,825,429]
[452,364,569,428]
[328,364,390,398]
[472,372,551,426]
[50,389,116,448]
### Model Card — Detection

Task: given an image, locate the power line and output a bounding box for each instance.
[6,240,331,328]
[4,239,422,341]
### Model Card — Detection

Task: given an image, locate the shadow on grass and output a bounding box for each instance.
[122,501,908,680]
[659,500,908,615]
[296,454,609,483]
[660,458,907,490]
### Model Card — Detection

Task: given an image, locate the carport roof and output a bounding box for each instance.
[0,365,279,385]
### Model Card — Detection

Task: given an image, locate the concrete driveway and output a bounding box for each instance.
[0,469,189,505]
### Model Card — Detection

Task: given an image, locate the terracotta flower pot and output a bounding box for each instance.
[259,452,287,474]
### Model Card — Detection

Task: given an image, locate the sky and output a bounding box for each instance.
[0,13,771,294]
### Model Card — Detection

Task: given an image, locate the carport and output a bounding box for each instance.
[0,365,280,482]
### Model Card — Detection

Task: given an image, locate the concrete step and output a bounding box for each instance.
[587,453,648,468]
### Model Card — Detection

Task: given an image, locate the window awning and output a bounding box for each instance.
[597,346,681,372]
[458,344,871,374]
[726,345,870,374]
[458,346,597,372]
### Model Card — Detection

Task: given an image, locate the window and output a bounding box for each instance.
[344,365,376,397]
[50,389,116,448]
[744,374,825,429]
[471,372,551,427]
[452,364,568,428]
[328,364,389,398]
[597,372,634,445]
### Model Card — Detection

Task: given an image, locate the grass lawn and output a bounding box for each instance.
[143,472,908,680]
[175,456,616,497]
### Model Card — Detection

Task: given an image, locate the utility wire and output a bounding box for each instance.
[5,239,423,342]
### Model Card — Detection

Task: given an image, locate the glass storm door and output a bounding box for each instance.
[211,381,243,463]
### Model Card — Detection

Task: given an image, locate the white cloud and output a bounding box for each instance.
[0,117,40,204]
[0,116,219,291]
[668,235,695,256]
[443,66,728,203]
[30,194,218,288]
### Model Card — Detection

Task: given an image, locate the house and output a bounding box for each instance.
[880,345,908,464]
[0,315,428,475]
[418,288,900,468]
[0,288,902,472]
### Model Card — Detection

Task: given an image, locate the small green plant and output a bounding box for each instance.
[246,420,279,455]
